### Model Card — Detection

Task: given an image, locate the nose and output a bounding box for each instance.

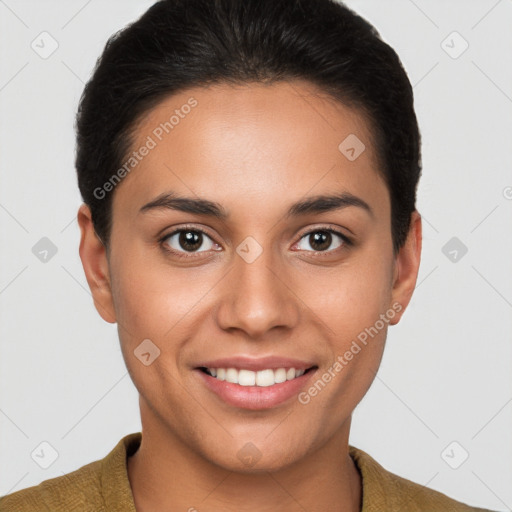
[214,241,300,339]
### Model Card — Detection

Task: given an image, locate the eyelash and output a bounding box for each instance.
[158,224,353,260]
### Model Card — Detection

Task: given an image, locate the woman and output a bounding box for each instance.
[0,0,496,510]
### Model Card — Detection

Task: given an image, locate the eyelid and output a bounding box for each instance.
[159,224,220,258]
[158,223,353,258]
[291,226,353,256]
[295,224,353,244]
[159,224,218,242]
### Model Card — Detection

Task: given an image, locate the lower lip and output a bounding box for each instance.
[195,368,317,410]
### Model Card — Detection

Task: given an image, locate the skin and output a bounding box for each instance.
[78,80,422,512]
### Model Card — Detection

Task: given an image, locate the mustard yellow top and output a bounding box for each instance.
[0,432,495,511]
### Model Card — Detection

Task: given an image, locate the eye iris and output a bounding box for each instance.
[310,231,331,251]
[179,231,202,251]
[173,230,337,253]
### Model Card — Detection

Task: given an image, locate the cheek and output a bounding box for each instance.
[296,265,393,420]
[109,248,222,380]
[110,246,193,337]
[108,253,166,381]
[303,255,394,338]
[109,255,181,399]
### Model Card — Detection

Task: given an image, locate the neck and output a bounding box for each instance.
[127,402,362,512]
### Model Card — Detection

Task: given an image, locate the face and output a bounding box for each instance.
[79,80,421,472]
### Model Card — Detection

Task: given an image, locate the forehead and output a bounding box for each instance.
[112,80,387,219]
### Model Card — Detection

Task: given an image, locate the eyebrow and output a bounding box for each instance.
[139,191,373,219]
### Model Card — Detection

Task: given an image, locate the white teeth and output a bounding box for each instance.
[205,367,307,386]
[238,369,256,386]
[274,368,287,383]
[225,368,238,384]
[256,369,274,387]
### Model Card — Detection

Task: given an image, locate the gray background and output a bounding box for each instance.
[0,0,510,509]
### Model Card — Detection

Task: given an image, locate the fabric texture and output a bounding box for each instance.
[0,432,495,511]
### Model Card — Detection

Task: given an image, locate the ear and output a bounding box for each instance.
[77,203,117,323]
[389,210,422,325]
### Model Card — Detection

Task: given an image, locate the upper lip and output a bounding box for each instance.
[195,356,317,372]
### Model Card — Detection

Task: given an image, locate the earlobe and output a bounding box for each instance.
[77,204,117,324]
[389,211,422,325]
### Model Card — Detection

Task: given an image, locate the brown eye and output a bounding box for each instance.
[294,229,350,253]
[178,231,203,251]
[162,229,220,254]
[308,231,332,251]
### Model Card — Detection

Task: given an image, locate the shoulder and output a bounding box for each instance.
[0,433,141,512]
[0,459,103,512]
[349,445,496,512]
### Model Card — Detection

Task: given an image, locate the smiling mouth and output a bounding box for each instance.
[198,366,317,387]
